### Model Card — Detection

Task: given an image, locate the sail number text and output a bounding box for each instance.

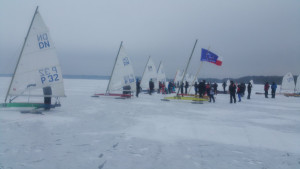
[39,66,59,84]
[37,33,50,49]
[124,74,135,84]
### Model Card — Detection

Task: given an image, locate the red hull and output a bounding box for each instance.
[94,93,132,97]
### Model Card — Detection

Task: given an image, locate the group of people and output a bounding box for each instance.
[264,82,277,98]
[135,78,278,104]
[228,81,252,103]
[135,79,176,97]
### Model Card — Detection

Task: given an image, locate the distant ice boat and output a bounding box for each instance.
[295,75,300,94]
[93,42,136,98]
[0,6,65,110]
[280,72,295,94]
[157,61,166,83]
[140,56,158,92]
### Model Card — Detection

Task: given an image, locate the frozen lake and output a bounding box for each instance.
[0,77,300,169]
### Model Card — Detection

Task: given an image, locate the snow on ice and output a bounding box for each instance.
[0,77,300,169]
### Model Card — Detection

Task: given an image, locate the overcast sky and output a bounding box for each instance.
[0,0,299,79]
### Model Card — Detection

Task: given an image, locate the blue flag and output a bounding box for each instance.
[201,48,222,66]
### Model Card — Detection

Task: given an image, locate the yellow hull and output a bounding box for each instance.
[164,96,208,101]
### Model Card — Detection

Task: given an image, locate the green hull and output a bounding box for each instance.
[164,96,208,101]
[0,103,60,109]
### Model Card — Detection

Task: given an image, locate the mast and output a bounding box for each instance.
[157,60,162,74]
[106,41,123,94]
[177,39,198,96]
[140,56,151,87]
[5,6,39,103]
[157,60,162,82]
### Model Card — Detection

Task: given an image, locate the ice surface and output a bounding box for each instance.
[0,77,300,169]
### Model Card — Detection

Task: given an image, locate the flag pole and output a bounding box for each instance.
[187,47,211,94]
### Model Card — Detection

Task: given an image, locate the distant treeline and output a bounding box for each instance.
[0,74,297,85]
[197,76,298,85]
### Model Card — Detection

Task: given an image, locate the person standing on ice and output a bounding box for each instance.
[222,81,226,93]
[213,83,218,95]
[180,82,184,94]
[247,82,252,99]
[271,82,277,98]
[237,84,242,102]
[206,82,211,96]
[184,81,189,94]
[229,81,236,103]
[209,86,215,103]
[136,79,141,97]
[149,79,154,95]
[264,82,270,98]
[241,83,246,97]
[194,82,198,95]
[168,82,172,94]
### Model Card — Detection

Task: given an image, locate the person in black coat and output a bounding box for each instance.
[199,80,206,97]
[247,82,252,99]
[213,83,218,95]
[180,82,184,94]
[184,81,189,94]
[229,81,236,103]
[136,79,141,97]
[222,82,226,93]
[241,83,246,97]
[194,82,198,95]
[149,79,154,95]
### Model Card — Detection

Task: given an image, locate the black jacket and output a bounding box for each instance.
[229,84,236,94]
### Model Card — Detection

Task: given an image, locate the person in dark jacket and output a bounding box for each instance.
[264,82,270,98]
[213,83,218,95]
[198,80,204,97]
[194,82,198,95]
[241,83,246,97]
[158,81,162,93]
[168,82,172,94]
[247,82,252,99]
[206,83,211,97]
[222,82,226,93]
[229,81,236,103]
[149,79,154,95]
[271,82,277,98]
[136,79,141,97]
[237,84,242,102]
[180,82,184,94]
[184,81,189,94]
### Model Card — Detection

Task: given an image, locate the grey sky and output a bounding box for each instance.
[0,0,299,79]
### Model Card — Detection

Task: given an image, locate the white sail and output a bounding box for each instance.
[6,7,65,102]
[107,42,136,93]
[174,69,184,85]
[280,72,295,93]
[295,75,300,93]
[185,73,194,84]
[250,80,254,85]
[140,56,158,90]
[157,61,166,83]
[226,79,230,91]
